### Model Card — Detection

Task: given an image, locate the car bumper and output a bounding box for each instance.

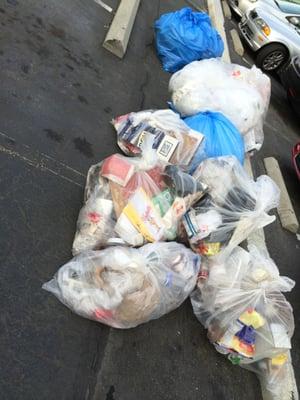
[238,15,270,52]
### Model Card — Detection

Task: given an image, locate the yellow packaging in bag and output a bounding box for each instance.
[123,188,165,242]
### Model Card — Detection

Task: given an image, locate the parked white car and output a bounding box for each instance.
[229,0,300,71]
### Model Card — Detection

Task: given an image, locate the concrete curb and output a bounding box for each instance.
[207,0,230,63]
[103,0,141,58]
[230,28,244,56]
[222,0,232,19]
[264,157,299,233]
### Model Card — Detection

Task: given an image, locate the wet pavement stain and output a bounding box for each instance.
[49,25,66,40]
[5,137,16,145]
[60,44,71,53]
[65,53,81,66]
[36,17,43,27]
[106,385,115,400]
[73,137,94,158]
[37,46,50,59]
[65,63,74,71]
[0,8,6,13]
[78,95,88,105]
[44,129,64,143]
[21,64,30,74]
[34,34,44,42]
[7,0,18,5]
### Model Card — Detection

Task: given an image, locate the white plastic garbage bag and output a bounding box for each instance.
[191,245,295,398]
[43,242,201,329]
[182,156,280,257]
[169,59,271,152]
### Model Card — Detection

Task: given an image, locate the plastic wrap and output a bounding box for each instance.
[169,59,271,152]
[72,142,207,255]
[43,242,201,329]
[183,111,245,174]
[112,109,203,168]
[191,245,295,397]
[182,156,280,257]
[154,8,224,73]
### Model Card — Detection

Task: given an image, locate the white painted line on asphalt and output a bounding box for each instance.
[93,0,113,13]
[207,0,230,63]
[264,157,299,234]
[230,28,244,56]
[103,0,141,58]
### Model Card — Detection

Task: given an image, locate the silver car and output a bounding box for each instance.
[229,0,275,17]
[237,0,300,71]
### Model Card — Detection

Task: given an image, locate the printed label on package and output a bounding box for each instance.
[183,210,199,238]
[157,135,179,162]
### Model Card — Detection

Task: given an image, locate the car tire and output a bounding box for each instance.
[256,44,289,72]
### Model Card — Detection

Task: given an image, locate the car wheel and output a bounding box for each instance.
[256,44,289,72]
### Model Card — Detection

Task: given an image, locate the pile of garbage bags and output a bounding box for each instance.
[43,7,296,400]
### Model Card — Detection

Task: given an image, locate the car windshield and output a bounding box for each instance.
[275,0,300,15]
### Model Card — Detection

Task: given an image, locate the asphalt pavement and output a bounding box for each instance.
[0,1,298,400]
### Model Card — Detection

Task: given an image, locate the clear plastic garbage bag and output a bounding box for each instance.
[242,352,297,399]
[154,8,224,73]
[169,59,271,152]
[191,245,295,398]
[182,156,280,257]
[72,140,207,255]
[112,109,203,168]
[43,242,201,329]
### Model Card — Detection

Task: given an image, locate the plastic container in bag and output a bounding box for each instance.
[183,111,245,173]
[182,156,280,257]
[112,109,204,168]
[191,245,295,397]
[169,59,271,152]
[43,242,201,329]
[154,8,224,73]
[72,141,207,255]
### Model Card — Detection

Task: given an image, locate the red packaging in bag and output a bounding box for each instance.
[101,154,135,187]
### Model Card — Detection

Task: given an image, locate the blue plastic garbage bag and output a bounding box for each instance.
[183,111,245,174]
[155,8,224,73]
